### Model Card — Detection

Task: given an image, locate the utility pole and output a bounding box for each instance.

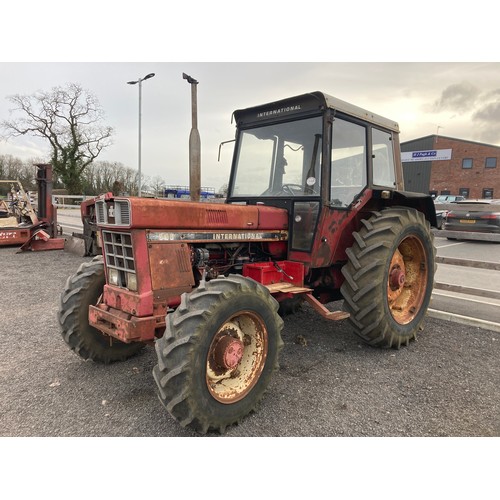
[127,72,155,197]
[183,73,201,202]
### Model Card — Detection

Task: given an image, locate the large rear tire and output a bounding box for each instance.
[340,207,436,348]
[58,256,145,363]
[153,274,284,434]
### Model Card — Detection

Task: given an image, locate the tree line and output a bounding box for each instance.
[0,153,169,198]
[0,82,227,199]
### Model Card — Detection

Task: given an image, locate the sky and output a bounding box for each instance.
[2,61,500,193]
[1,2,498,196]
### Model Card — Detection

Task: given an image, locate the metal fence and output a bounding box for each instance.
[52,195,93,208]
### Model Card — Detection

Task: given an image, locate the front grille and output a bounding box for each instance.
[96,202,105,224]
[102,230,135,288]
[96,200,131,226]
[117,201,131,225]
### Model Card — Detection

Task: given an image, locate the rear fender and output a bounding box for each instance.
[389,191,437,228]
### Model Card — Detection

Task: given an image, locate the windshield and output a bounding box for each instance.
[230,116,323,197]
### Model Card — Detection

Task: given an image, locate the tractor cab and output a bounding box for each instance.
[227,91,404,264]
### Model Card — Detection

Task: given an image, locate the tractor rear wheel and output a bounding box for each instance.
[340,207,436,348]
[153,274,284,434]
[58,256,144,363]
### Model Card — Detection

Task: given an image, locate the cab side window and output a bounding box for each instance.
[372,128,396,187]
[330,118,367,207]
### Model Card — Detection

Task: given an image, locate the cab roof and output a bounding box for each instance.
[233,91,400,133]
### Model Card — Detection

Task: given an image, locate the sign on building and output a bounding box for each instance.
[401,149,452,162]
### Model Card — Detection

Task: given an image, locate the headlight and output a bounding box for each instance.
[108,268,120,286]
[126,272,138,291]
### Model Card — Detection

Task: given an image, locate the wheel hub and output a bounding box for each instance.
[389,266,405,290]
[206,312,268,404]
[387,236,429,325]
[213,335,244,370]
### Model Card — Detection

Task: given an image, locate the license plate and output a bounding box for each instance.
[459,219,476,224]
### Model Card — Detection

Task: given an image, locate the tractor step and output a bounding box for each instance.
[303,293,350,321]
[265,282,350,321]
[265,282,311,294]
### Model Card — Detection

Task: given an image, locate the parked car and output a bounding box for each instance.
[444,199,500,234]
[434,194,466,203]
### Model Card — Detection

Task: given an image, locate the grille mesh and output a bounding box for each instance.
[117,201,131,225]
[95,200,131,225]
[102,231,135,288]
[96,202,106,224]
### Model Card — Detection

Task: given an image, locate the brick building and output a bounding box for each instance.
[401,135,500,199]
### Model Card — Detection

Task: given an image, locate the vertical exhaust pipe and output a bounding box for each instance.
[183,73,201,202]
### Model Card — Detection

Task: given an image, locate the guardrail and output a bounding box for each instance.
[437,229,500,242]
[53,195,94,208]
[434,256,500,300]
[431,252,500,332]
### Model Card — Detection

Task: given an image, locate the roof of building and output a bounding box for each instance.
[401,134,500,150]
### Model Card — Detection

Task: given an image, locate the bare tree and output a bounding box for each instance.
[1,83,113,194]
[150,175,166,197]
[0,155,42,194]
[122,166,138,195]
[218,183,228,198]
[0,154,24,181]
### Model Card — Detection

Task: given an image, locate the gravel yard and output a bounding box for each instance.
[1,244,497,498]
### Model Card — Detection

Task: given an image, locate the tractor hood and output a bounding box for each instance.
[94,195,288,231]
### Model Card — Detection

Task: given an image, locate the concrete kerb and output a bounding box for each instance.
[427,308,500,333]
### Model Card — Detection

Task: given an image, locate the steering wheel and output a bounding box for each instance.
[281,184,303,196]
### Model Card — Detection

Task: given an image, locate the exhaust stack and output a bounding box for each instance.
[183,73,201,202]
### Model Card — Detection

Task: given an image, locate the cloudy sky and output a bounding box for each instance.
[1,2,498,195]
[2,62,500,192]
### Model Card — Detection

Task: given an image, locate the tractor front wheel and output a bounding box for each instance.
[340,207,436,348]
[153,274,284,434]
[58,256,144,363]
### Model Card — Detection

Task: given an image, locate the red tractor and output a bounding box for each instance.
[58,91,437,433]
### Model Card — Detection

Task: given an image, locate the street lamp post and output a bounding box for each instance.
[127,72,155,197]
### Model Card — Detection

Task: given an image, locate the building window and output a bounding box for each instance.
[482,188,493,199]
[440,190,450,195]
[485,157,497,168]
[459,188,469,198]
[462,158,473,169]
[429,190,438,198]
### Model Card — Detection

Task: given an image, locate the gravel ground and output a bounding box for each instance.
[1,245,499,438]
